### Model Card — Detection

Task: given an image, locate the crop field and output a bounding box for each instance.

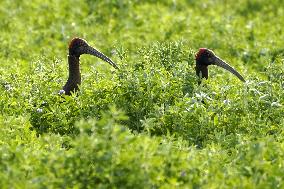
[0,0,284,188]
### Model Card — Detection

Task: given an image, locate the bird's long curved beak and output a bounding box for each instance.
[86,46,119,69]
[213,56,245,82]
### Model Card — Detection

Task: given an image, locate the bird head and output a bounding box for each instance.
[68,37,119,69]
[195,48,245,82]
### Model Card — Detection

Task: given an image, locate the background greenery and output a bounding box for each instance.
[0,0,284,188]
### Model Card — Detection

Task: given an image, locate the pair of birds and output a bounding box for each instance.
[62,38,245,95]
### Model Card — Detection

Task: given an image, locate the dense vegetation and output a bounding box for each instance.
[0,0,284,188]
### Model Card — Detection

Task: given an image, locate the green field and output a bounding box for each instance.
[1,0,284,188]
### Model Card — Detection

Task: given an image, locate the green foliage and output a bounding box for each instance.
[0,0,284,188]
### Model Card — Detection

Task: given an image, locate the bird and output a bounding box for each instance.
[195,48,245,83]
[60,37,119,95]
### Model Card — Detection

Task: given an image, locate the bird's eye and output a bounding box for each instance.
[206,52,213,57]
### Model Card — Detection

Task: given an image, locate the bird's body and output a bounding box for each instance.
[63,55,81,95]
[195,48,245,83]
[62,38,118,95]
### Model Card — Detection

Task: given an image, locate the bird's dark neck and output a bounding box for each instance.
[63,55,81,95]
[195,64,208,83]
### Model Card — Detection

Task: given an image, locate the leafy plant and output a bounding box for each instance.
[0,0,284,188]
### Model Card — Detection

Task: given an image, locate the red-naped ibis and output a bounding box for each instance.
[195,48,245,83]
[61,38,118,95]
